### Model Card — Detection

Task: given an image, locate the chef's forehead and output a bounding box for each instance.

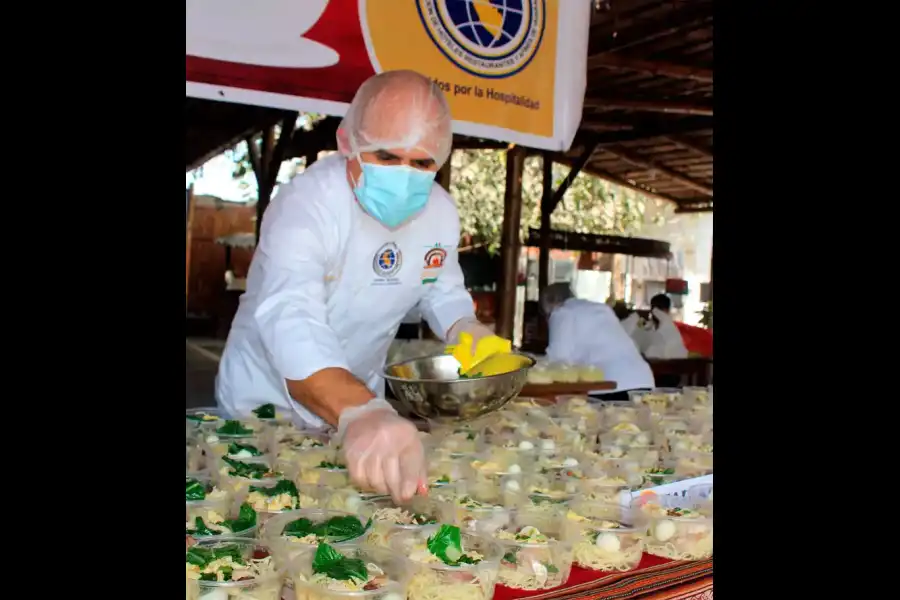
[353,72,451,157]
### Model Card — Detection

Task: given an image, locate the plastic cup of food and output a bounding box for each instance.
[185,537,282,600]
[564,501,645,572]
[427,453,469,489]
[437,485,512,535]
[527,363,555,384]
[206,418,264,441]
[359,496,442,547]
[261,508,372,564]
[186,442,206,473]
[641,496,713,560]
[288,543,411,599]
[321,488,388,512]
[389,526,504,600]
[187,497,259,539]
[672,451,713,477]
[492,507,573,590]
[238,478,321,525]
[272,431,331,467]
[680,386,711,408]
[186,407,228,430]
[186,474,230,505]
[212,454,284,493]
[687,483,713,516]
[202,434,273,463]
[549,362,580,383]
[577,471,637,505]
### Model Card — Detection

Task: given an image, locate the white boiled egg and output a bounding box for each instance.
[343,492,362,512]
[232,450,253,459]
[595,532,621,553]
[507,463,522,474]
[654,520,676,542]
[634,433,650,446]
[540,439,555,451]
[206,435,220,444]
[562,457,579,467]
[518,440,535,451]
[504,479,521,492]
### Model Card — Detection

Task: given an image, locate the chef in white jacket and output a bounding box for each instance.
[216,70,495,502]
[540,283,654,399]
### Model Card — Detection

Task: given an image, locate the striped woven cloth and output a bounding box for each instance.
[493,554,713,600]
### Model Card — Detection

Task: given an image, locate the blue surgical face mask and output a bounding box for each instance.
[352,159,436,228]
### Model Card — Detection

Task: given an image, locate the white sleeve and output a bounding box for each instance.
[545,310,578,364]
[252,188,350,382]
[417,219,476,340]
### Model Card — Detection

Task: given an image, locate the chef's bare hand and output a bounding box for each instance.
[338,399,426,503]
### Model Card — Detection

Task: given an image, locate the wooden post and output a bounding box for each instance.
[185,184,196,307]
[496,146,526,340]
[538,152,553,292]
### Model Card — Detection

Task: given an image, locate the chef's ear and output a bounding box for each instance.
[336,127,351,156]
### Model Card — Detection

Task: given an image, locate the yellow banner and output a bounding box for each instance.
[362,0,558,137]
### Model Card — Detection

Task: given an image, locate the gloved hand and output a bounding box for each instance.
[337,398,426,503]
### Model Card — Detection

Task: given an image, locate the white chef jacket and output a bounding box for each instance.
[546,298,655,393]
[216,154,476,426]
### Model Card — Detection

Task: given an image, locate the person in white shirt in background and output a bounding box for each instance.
[620,293,689,361]
[540,282,654,400]
[215,70,497,502]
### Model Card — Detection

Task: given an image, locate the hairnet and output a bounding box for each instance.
[540,283,574,314]
[338,70,453,167]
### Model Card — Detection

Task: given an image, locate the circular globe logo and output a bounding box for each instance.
[416,0,546,79]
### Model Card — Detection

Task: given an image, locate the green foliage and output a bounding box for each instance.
[450,150,661,254]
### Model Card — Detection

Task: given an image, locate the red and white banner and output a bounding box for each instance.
[186,0,592,151]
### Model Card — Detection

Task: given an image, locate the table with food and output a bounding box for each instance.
[186,353,713,600]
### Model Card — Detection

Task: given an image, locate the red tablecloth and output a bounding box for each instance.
[494,553,713,600]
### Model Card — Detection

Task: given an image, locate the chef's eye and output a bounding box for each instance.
[374,150,401,163]
[412,158,436,170]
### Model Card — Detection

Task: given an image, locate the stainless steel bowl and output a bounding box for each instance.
[383,353,535,423]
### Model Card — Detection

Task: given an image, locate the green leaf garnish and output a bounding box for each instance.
[227,442,262,457]
[186,478,206,501]
[185,544,245,568]
[249,479,298,498]
[426,524,482,566]
[252,404,276,419]
[186,516,217,537]
[544,562,559,574]
[502,551,518,564]
[282,515,368,543]
[217,420,254,436]
[318,461,346,470]
[311,543,369,582]
[222,457,275,479]
[221,503,257,533]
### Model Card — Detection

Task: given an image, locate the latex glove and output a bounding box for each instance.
[336,398,426,503]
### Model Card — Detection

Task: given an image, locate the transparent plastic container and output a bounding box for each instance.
[437,483,512,535]
[261,508,372,564]
[238,478,321,524]
[272,431,332,468]
[186,498,258,539]
[493,507,573,590]
[526,362,555,384]
[564,501,646,572]
[320,487,388,512]
[641,495,713,560]
[576,466,639,505]
[426,452,469,488]
[389,526,504,600]
[186,537,282,600]
[212,454,285,493]
[186,473,230,506]
[186,442,206,473]
[687,483,713,516]
[203,434,273,462]
[359,496,442,548]
[288,543,411,600]
[547,362,580,383]
[680,386,711,408]
[186,407,228,430]
[208,417,264,440]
